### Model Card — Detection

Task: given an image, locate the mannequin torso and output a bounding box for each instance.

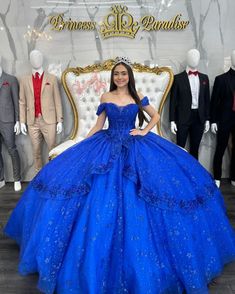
[0,55,21,191]
[169,49,210,159]
[20,50,63,135]
[170,49,210,134]
[210,50,235,187]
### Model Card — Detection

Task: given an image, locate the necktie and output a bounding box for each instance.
[188,70,198,76]
[35,72,40,80]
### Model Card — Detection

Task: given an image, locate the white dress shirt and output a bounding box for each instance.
[32,68,44,78]
[186,66,200,109]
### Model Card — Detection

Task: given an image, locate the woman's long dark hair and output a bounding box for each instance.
[109,62,149,127]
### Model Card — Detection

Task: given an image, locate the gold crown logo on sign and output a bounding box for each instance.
[100,5,140,39]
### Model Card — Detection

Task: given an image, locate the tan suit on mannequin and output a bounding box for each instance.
[19,72,63,126]
[20,70,63,173]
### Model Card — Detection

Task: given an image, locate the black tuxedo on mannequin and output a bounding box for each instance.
[170,71,210,159]
[211,68,235,181]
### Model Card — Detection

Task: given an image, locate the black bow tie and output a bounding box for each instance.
[188,70,198,76]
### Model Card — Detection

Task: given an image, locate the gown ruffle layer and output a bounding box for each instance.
[4,97,235,294]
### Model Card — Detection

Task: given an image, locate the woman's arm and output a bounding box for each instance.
[141,104,160,135]
[130,95,160,136]
[85,94,107,138]
[85,111,106,138]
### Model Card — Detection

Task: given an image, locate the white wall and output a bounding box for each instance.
[0,0,234,181]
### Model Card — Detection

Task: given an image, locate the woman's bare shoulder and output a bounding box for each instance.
[100,91,116,103]
[137,92,145,100]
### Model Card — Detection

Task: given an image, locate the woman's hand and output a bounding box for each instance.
[129,128,148,136]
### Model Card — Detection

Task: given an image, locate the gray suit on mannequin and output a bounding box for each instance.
[0,57,21,191]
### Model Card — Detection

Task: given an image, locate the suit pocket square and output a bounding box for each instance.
[3,81,9,86]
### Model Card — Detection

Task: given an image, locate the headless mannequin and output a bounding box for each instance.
[211,50,235,188]
[170,49,210,159]
[0,59,21,137]
[21,50,63,135]
[0,56,21,191]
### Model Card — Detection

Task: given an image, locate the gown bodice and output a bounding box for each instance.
[96,96,150,138]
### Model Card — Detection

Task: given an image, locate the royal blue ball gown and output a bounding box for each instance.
[4,96,235,294]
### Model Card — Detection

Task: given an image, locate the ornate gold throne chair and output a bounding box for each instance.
[49,60,174,159]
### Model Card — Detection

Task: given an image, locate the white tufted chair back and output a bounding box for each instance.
[49,60,173,159]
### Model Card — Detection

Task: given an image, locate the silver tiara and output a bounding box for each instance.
[115,56,132,67]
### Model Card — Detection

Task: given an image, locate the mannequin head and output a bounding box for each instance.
[29,50,43,69]
[186,49,200,69]
[231,50,235,68]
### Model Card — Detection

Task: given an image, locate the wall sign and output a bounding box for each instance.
[49,5,190,39]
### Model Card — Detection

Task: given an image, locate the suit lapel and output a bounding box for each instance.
[41,72,48,94]
[182,71,192,98]
[0,71,6,89]
[198,73,203,103]
[28,75,34,94]
[226,69,234,96]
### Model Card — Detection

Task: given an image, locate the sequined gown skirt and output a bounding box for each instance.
[4,130,235,294]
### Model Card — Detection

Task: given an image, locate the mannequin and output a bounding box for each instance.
[20,50,63,173]
[210,50,235,188]
[0,56,21,191]
[170,49,210,160]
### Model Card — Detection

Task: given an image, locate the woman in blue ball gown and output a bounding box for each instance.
[4,57,235,294]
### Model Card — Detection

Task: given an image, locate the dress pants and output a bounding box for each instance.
[0,121,21,181]
[213,113,235,180]
[28,116,56,173]
[176,110,204,159]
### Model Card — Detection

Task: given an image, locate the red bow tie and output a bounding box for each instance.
[188,70,198,76]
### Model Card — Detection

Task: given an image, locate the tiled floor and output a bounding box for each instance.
[0,181,235,294]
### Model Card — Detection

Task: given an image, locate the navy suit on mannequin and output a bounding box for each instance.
[170,49,210,160]
[211,61,235,186]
